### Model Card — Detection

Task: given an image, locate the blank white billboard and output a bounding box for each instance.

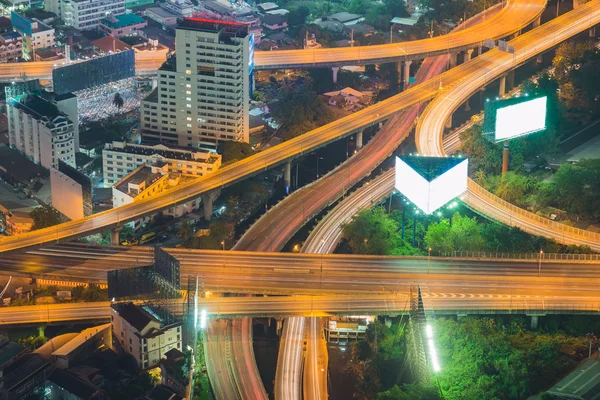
[395,157,468,214]
[495,96,547,141]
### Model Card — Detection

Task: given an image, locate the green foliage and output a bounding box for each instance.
[342,207,400,255]
[287,5,310,26]
[119,225,135,242]
[491,172,537,207]
[30,204,62,230]
[377,383,442,400]
[107,370,153,399]
[271,86,334,141]
[434,317,587,399]
[217,141,255,164]
[308,68,335,94]
[424,214,484,253]
[178,221,194,247]
[537,159,600,220]
[18,336,47,352]
[71,284,108,302]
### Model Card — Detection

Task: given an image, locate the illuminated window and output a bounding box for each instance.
[186,70,191,75]
[186,84,191,88]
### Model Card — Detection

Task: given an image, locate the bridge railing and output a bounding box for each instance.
[467,180,600,242]
[444,251,600,262]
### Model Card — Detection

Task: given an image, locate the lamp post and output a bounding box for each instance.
[316,155,323,179]
[428,248,432,274]
[221,240,225,251]
[538,249,543,277]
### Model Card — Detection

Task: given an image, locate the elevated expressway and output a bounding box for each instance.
[0,0,545,255]
[415,0,600,251]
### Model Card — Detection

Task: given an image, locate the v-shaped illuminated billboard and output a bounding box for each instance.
[395,156,468,214]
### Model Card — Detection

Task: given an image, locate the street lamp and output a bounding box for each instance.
[428,248,432,274]
[538,249,543,277]
[221,240,225,251]
[316,155,323,179]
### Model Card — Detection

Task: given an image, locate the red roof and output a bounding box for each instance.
[91,36,131,53]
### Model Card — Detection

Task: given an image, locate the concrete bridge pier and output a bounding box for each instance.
[332,67,340,85]
[284,161,291,189]
[536,54,543,64]
[530,315,540,330]
[573,0,579,9]
[202,193,214,221]
[464,48,474,63]
[532,15,541,29]
[590,26,597,38]
[403,60,412,90]
[464,97,471,112]
[507,70,515,90]
[356,130,363,149]
[448,52,458,69]
[110,227,122,246]
[499,74,506,97]
[445,113,452,129]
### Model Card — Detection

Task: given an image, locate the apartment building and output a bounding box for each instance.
[11,12,55,60]
[161,0,194,18]
[61,0,125,30]
[111,302,182,369]
[141,17,251,151]
[7,93,76,169]
[0,32,22,63]
[102,140,221,187]
[111,164,201,230]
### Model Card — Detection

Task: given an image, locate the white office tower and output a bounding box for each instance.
[61,0,126,30]
[44,0,61,17]
[141,18,251,151]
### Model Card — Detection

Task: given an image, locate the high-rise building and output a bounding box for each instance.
[141,18,252,151]
[61,0,125,31]
[7,91,77,170]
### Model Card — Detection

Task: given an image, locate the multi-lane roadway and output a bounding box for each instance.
[0,0,547,255]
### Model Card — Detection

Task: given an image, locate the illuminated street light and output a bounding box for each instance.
[200,309,207,330]
[426,324,441,372]
[538,249,544,277]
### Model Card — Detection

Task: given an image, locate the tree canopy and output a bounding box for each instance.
[217,141,255,164]
[30,204,63,230]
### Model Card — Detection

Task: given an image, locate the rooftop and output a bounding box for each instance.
[257,2,279,11]
[329,12,363,23]
[115,166,165,197]
[146,7,178,18]
[3,353,51,391]
[91,36,131,53]
[52,323,111,357]
[101,13,146,29]
[261,14,286,25]
[48,369,102,399]
[178,17,249,38]
[0,342,24,367]
[112,302,156,332]
[547,359,600,400]
[104,141,218,163]
[0,144,49,183]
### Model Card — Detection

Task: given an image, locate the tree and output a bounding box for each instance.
[377,384,442,400]
[493,172,536,206]
[424,214,484,253]
[270,86,334,141]
[178,221,194,246]
[113,92,124,110]
[287,5,310,27]
[30,204,62,230]
[217,141,255,164]
[18,336,47,352]
[342,207,400,255]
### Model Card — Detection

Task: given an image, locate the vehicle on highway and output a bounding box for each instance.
[140,232,156,244]
[121,238,139,246]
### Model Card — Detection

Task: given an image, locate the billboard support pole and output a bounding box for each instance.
[502,141,510,176]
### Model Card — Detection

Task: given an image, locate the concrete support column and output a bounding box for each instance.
[533,15,541,29]
[573,0,579,9]
[530,315,539,330]
[403,60,412,90]
[478,45,483,56]
[511,31,520,40]
[465,97,471,112]
[464,48,474,63]
[536,54,543,64]
[332,67,340,85]
[396,61,402,86]
[507,70,515,90]
[590,26,597,38]
[502,141,510,176]
[356,130,363,149]
[445,113,452,129]
[284,161,291,189]
[448,52,457,69]
[202,193,213,221]
[110,227,121,246]
[499,74,506,97]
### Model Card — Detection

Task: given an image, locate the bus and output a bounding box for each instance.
[140,232,156,244]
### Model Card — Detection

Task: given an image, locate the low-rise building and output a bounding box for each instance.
[103,141,221,187]
[0,32,22,63]
[46,368,104,400]
[10,12,55,60]
[111,302,182,369]
[329,12,365,26]
[261,14,287,31]
[160,0,193,18]
[99,13,148,38]
[144,7,178,27]
[111,164,200,230]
